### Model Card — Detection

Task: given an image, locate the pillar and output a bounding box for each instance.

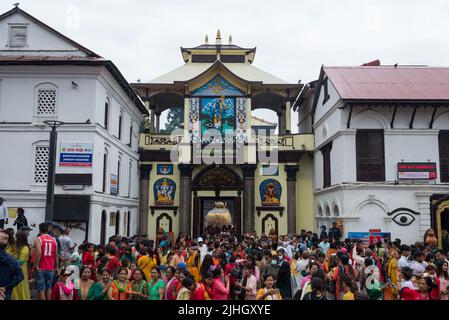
[277,111,285,135]
[138,164,152,236]
[155,112,161,133]
[242,164,257,233]
[179,163,194,235]
[285,100,291,134]
[149,108,155,134]
[285,165,300,235]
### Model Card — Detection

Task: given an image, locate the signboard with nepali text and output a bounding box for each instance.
[397,162,437,180]
[59,143,93,167]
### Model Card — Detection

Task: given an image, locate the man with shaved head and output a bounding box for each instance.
[0,230,24,300]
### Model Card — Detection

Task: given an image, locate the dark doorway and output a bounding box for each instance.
[442,209,449,234]
[115,211,120,235]
[100,210,107,245]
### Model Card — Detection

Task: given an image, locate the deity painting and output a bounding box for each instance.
[154,178,176,205]
[157,164,173,175]
[192,74,244,97]
[259,179,282,206]
[200,96,235,136]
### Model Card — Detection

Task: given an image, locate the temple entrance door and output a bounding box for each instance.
[192,165,243,237]
[199,197,240,235]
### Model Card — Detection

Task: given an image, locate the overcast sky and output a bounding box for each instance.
[4,0,449,129]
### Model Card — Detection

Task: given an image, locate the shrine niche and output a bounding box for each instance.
[262,214,278,235]
[153,178,176,205]
[192,165,243,191]
[259,179,282,206]
[156,212,173,233]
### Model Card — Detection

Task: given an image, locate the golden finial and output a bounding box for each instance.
[216,29,222,45]
[205,34,209,45]
[228,34,232,45]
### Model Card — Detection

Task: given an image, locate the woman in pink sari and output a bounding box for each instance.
[165,266,179,300]
[211,267,230,300]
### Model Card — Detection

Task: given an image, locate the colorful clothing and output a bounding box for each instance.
[109,280,131,300]
[256,288,282,300]
[148,278,165,300]
[92,281,110,300]
[74,279,95,300]
[137,255,157,282]
[11,246,31,300]
[129,280,149,300]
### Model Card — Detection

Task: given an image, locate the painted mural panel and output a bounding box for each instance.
[236,97,247,143]
[192,74,244,96]
[189,98,200,143]
[200,96,235,136]
[154,178,176,205]
[157,164,173,175]
[259,179,282,206]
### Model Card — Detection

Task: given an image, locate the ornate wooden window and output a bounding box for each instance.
[356,130,385,182]
[439,131,449,183]
[321,141,332,188]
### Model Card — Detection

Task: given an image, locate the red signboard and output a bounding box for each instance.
[397,162,437,180]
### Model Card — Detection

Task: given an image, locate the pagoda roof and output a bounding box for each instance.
[146,60,292,85]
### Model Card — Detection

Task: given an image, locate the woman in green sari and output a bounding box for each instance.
[128,269,149,300]
[74,266,95,300]
[92,268,112,300]
[148,267,166,300]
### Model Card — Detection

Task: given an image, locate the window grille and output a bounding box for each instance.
[37,90,56,115]
[34,146,49,184]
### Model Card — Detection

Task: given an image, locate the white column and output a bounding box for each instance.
[180,97,191,163]
[246,97,256,163]
[416,192,433,237]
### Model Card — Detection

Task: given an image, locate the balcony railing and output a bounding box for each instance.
[140,133,314,152]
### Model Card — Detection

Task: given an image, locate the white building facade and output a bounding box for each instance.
[299,64,449,245]
[0,7,147,244]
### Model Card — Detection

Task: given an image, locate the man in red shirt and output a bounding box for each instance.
[34,223,59,300]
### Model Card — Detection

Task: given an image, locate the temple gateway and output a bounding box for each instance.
[133,31,315,240]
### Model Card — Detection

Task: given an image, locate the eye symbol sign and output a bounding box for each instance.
[387,208,420,226]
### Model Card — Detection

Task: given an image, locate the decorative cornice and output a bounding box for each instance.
[139,164,153,179]
[178,163,194,177]
[241,164,257,178]
[284,165,300,181]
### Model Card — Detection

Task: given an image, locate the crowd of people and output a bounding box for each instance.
[1,217,449,301]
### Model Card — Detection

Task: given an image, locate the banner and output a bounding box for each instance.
[110,174,118,196]
[59,143,93,167]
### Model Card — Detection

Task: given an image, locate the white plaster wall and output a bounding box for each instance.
[0,11,87,56]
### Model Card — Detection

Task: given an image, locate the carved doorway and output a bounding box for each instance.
[192,165,243,237]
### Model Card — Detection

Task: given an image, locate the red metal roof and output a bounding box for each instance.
[324,66,449,100]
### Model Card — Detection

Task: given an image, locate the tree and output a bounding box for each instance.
[160,108,184,134]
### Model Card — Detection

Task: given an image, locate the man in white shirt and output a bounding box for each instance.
[398,244,411,271]
[197,237,209,264]
[59,228,77,267]
[0,197,8,229]
[409,250,427,276]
